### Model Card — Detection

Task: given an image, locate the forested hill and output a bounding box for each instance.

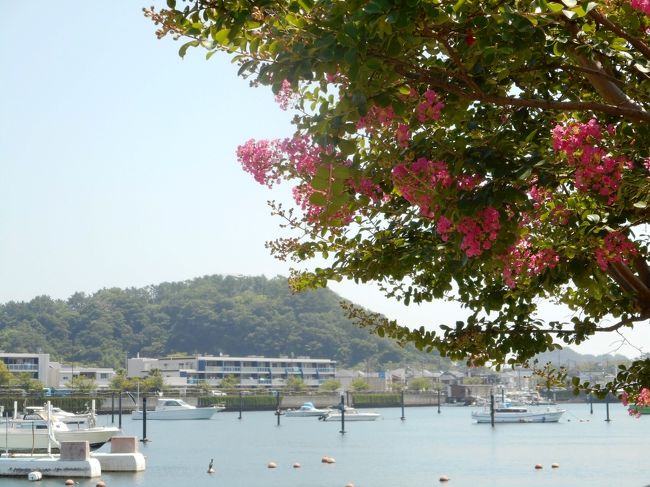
[0,275,441,369]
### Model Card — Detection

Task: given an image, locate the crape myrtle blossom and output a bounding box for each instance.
[595,231,639,272]
[501,237,560,289]
[551,119,631,204]
[622,387,650,417]
[630,0,650,15]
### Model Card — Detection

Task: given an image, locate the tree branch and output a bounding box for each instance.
[589,9,650,61]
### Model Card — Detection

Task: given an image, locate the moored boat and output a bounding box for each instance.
[319,407,381,422]
[471,405,566,423]
[284,402,331,417]
[0,415,120,452]
[131,398,224,420]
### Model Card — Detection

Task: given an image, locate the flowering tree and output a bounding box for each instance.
[146,0,650,402]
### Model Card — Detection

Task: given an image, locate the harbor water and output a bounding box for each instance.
[1,402,647,487]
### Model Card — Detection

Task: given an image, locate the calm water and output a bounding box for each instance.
[2,403,648,487]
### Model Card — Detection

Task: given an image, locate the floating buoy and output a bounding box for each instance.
[326,457,336,464]
[27,471,42,481]
[439,475,450,482]
[551,463,560,469]
[534,464,543,470]
[321,456,330,463]
[65,480,75,486]
[207,458,215,474]
[292,463,301,468]
[267,462,278,469]
[345,483,355,487]
[96,481,106,487]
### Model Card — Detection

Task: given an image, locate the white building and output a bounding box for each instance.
[0,352,52,386]
[127,354,337,389]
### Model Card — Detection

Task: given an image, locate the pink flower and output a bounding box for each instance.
[457,207,500,257]
[595,232,639,272]
[395,123,411,148]
[274,79,297,110]
[237,139,283,187]
[415,89,445,123]
[630,0,650,15]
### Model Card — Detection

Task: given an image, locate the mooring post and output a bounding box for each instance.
[339,393,345,434]
[490,394,495,428]
[142,396,148,442]
[589,394,593,415]
[111,392,115,424]
[605,394,611,422]
[118,392,123,429]
[275,391,281,426]
[238,391,243,420]
[400,390,405,421]
[437,388,441,414]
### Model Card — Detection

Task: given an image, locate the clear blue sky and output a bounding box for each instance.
[1,1,646,359]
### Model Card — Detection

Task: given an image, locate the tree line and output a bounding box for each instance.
[0,274,445,370]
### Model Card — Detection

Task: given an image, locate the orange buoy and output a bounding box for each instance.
[439,475,450,482]
[534,464,543,470]
[267,462,278,469]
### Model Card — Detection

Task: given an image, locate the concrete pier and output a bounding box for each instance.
[0,442,101,478]
[93,436,146,472]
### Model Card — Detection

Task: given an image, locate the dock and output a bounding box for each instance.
[0,437,145,478]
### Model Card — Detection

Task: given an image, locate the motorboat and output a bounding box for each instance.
[0,414,120,452]
[471,405,566,423]
[319,406,381,422]
[131,398,224,420]
[25,405,91,426]
[284,402,331,417]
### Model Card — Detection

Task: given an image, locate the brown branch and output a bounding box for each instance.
[589,9,650,61]
[388,60,650,122]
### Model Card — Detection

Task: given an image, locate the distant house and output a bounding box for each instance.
[0,352,52,386]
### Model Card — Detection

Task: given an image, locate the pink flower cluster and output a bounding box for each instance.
[274,79,297,110]
[501,238,559,288]
[279,135,321,176]
[552,119,628,204]
[631,0,650,14]
[392,157,452,218]
[237,138,283,187]
[237,135,323,187]
[357,88,444,149]
[416,89,445,123]
[356,105,396,130]
[594,231,639,272]
[457,207,501,257]
[622,388,650,417]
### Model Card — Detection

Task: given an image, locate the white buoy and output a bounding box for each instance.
[551,463,560,469]
[534,464,543,470]
[292,463,301,468]
[27,471,42,481]
[207,458,215,474]
[65,480,75,486]
[96,481,106,487]
[439,475,450,482]
[267,462,278,468]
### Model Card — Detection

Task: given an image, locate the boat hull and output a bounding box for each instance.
[131,407,219,420]
[472,409,566,423]
[320,412,381,422]
[0,426,120,452]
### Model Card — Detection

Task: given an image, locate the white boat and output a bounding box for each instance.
[0,415,120,452]
[319,407,381,422]
[284,402,331,417]
[471,405,566,423]
[131,398,224,420]
[25,405,91,426]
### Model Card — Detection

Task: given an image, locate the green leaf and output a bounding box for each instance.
[309,192,328,206]
[547,2,564,13]
[452,0,466,13]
